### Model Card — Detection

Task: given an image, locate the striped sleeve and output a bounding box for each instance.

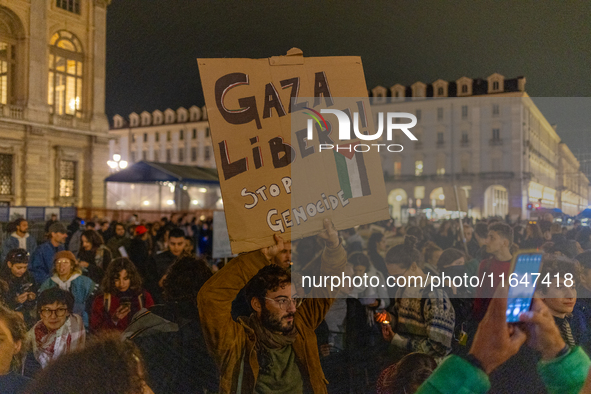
[410,290,455,357]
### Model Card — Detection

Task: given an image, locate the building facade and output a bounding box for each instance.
[107,106,220,211]
[0,0,110,208]
[108,105,214,168]
[371,74,589,222]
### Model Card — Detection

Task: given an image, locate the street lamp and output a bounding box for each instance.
[107,154,128,172]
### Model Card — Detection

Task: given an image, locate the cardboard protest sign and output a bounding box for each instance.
[198,48,389,253]
[444,186,468,212]
[212,210,236,259]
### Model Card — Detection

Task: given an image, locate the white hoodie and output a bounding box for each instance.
[11,231,29,250]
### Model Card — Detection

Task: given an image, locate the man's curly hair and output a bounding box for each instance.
[243,264,291,307]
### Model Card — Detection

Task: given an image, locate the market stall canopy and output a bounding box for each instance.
[104,161,219,185]
[577,209,591,219]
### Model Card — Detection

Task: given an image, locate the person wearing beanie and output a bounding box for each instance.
[29,223,68,285]
[37,250,98,329]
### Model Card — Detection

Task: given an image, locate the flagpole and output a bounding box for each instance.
[451,102,469,256]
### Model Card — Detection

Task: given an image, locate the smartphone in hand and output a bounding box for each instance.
[506,253,543,323]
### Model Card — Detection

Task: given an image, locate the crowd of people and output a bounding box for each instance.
[0,211,590,393]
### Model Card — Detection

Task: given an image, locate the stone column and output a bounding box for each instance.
[27,0,50,123]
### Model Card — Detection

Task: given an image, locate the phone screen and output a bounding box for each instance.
[506,253,543,323]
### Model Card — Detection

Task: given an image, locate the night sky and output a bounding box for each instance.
[105,1,591,148]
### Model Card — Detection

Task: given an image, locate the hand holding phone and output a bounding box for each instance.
[506,253,543,323]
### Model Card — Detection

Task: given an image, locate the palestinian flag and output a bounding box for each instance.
[333,143,371,199]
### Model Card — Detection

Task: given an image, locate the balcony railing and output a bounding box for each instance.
[0,105,25,120]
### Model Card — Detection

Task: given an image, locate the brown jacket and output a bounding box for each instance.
[197,243,347,394]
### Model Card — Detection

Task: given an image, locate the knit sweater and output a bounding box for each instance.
[388,286,455,359]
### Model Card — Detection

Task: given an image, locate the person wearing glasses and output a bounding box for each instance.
[0,249,37,327]
[198,218,347,394]
[38,251,98,329]
[25,288,85,375]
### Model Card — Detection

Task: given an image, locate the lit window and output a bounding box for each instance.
[0,41,15,105]
[59,160,76,197]
[0,154,13,195]
[48,31,83,116]
[414,186,425,199]
[56,0,80,14]
[415,160,423,176]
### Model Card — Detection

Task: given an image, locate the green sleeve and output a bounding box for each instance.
[538,346,591,394]
[416,355,490,394]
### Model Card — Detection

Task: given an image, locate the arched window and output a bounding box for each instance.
[0,8,25,106]
[48,31,83,116]
[0,39,14,105]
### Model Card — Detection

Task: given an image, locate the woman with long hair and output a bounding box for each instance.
[78,229,112,283]
[0,304,30,393]
[90,258,154,333]
[379,236,455,361]
[521,223,545,250]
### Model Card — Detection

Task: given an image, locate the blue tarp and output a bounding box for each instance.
[104,161,219,185]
